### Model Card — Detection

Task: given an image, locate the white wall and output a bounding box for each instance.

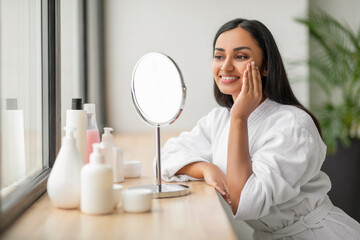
[105,0,309,133]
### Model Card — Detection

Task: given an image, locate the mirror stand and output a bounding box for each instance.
[130,126,190,198]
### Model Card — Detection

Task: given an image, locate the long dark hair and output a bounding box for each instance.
[213,18,322,136]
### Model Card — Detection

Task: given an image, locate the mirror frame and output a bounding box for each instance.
[131,52,187,127]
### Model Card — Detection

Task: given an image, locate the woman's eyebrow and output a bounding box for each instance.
[234,46,251,51]
[214,46,251,52]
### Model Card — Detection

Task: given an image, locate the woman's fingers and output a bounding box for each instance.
[214,184,232,205]
[224,183,230,197]
[252,62,261,95]
[256,66,262,94]
[223,193,232,205]
[242,69,249,93]
[247,63,253,92]
[243,61,262,96]
[202,164,232,205]
[214,183,226,196]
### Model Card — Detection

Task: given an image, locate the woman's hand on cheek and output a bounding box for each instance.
[230,61,263,120]
[202,163,231,205]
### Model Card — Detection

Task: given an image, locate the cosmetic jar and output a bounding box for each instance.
[113,184,123,208]
[121,189,152,213]
[124,160,142,178]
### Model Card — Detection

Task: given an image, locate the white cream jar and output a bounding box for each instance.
[124,160,142,178]
[121,189,152,213]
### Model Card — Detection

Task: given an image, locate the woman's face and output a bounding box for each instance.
[212,27,265,99]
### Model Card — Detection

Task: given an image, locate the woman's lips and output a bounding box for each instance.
[220,75,240,84]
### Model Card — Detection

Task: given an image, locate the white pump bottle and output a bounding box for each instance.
[100,127,114,167]
[100,127,124,182]
[81,143,113,215]
[47,127,83,209]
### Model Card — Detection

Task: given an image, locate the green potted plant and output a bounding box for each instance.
[296,9,360,221]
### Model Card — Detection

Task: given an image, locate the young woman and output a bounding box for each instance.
[159,18,360,239]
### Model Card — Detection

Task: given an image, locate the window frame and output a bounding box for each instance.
[0,0,60,232]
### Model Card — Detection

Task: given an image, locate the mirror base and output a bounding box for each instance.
[130,184,189,199]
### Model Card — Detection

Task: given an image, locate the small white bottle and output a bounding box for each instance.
[66,98,87,163]
[81,143,114,215]
[100,127,114,167]
[47,127,83,209]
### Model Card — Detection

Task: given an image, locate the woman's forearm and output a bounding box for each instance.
[175,161,209,179]
[227,118,253,214]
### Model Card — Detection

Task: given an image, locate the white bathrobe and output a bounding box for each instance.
[159,98,360,239]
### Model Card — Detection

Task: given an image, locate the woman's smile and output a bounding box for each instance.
[220,74,240,84]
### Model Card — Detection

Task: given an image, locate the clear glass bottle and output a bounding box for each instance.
[84,103,100,164]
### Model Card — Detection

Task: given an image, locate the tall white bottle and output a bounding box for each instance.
[81,143,113,215]
[47,127,83,209]
[66,98,87,163]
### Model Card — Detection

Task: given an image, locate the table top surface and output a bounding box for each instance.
[1,132,237,240]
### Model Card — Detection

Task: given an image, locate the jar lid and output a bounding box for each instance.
[71,98,83,110]
[121,189,152,199]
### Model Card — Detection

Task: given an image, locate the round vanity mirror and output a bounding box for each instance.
[132,52,186,126]
[131,52,189,198]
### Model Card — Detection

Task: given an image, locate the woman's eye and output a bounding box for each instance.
[236,55,248,60]
[214,55,223,60]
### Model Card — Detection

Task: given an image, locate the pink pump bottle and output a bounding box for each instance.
[84,103,100,164]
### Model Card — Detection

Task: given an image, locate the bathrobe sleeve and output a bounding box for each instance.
[234,115,327,220]
[157,109,218,182]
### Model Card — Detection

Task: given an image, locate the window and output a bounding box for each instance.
[0,0,105,231]
[0,0,60,231]
[0,0,106,231]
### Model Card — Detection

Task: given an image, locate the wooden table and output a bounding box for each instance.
[1,133,237,240]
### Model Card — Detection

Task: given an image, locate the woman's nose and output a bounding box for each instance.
[221,58,234,71]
